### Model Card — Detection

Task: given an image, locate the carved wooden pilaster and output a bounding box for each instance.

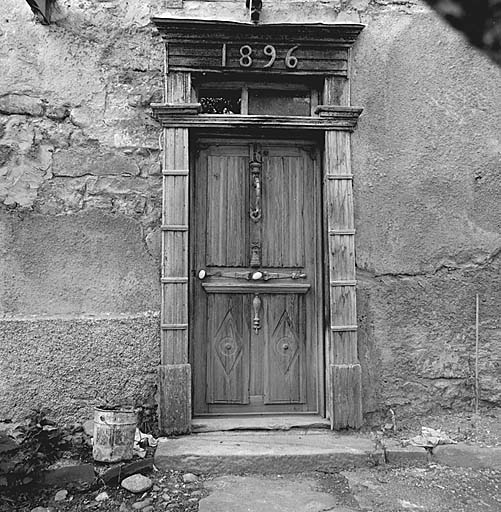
[324,82,363,429]
[158,70,192,435]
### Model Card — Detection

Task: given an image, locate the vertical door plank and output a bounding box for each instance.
[262,147,306,268]
[206,152,248,267]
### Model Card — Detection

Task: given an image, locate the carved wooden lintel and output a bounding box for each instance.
[152,19,364,76]
[150,109,363,131]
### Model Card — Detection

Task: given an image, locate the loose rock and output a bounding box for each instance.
[54,489,68,502]
[83,419,94,437]
[121,474,153,493]
[182,473,198,483]
[142,507,154,512]
[95,491,109,501]
[132,498,152,510]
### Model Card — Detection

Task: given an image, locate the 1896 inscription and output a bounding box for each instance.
[221,43,299,69]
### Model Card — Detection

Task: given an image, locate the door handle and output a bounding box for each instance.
[249,157,262,222]
[252,294,261,334]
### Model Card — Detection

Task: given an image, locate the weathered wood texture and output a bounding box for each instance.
[206,294,250,404]
[192,141,320,415]
[152,19,364,76]
[158,364,191,435]
[264,294,306,404]
[324,126,362,428]
[150,110,363,131]
[160,72,191,434]
[329,364,362,429]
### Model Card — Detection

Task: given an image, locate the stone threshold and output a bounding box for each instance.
[155,430,427,474]
[191,414,331,433]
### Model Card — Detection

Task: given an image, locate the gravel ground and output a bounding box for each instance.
[340,464,501,512]
[0,469,208,512]
[1,408,500,511]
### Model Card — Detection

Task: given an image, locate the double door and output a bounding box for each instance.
[191,138,322,414]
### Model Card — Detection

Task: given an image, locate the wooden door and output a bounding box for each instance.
[192,139,321,414]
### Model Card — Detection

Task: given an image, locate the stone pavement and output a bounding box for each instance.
[197,475,357,512]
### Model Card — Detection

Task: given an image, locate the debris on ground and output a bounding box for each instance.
[403,427,457,449]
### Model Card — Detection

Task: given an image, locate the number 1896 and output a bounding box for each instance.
[221,44,299,69]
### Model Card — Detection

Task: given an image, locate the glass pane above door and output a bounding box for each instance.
[248,89,311,116]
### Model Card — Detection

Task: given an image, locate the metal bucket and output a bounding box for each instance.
[92,406,136,462]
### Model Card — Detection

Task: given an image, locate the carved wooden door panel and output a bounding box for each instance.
[192,139,320,414]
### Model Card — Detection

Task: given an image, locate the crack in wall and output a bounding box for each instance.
[357,244,501,281]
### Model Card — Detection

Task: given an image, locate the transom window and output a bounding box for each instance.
[194,76,321,116]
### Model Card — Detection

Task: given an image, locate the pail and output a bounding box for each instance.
[92,406,136,462]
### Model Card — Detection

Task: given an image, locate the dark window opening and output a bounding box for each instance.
[199,89,241,114]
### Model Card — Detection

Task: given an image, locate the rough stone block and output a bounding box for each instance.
[0,94,44,116]
[52,148,140,177]
[433,444,501,470]
[42,462,95,485]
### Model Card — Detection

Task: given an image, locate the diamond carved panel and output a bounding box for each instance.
[272,310,299,375]
[214,309,243,376]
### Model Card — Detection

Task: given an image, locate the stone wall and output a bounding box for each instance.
[0,0,164,421]
[0,0,500,423]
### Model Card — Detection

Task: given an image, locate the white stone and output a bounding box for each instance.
[95,491,109,501]
[121,474,153,494]
[82,419,94,437]
[183,473,198,483]
[54,489,68,501]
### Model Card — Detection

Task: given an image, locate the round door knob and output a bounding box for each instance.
[198,269,207,280]
[225,343,233,351]
[252,271,263,280]
[282,343,289,351]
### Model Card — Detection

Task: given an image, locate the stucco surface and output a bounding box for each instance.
[0,0,500,423]
[0,211,160,316]
[0,315,160,421]
[350,11,501,418]
[352,12,501,276]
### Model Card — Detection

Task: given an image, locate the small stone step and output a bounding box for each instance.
[155,431,375,474]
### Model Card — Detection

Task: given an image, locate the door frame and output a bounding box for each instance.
[151,19,364,434]
[189,135,325,416]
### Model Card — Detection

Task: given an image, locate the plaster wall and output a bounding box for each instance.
[0,0,500,423]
